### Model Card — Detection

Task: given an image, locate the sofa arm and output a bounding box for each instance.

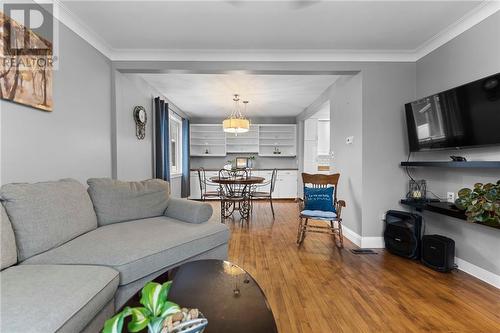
[164,198,213,224]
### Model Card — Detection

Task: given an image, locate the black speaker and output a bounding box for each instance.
[384,210,422,259]
[421,235,455,272]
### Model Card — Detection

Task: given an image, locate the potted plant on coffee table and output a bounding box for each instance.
[103,281,207,333]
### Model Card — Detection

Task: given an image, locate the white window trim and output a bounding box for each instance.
[169,112,183,177]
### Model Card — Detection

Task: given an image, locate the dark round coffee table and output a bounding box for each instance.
[120,259,278,333]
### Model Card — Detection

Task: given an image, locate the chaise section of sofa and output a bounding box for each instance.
[1,265,119,333]
[0,178,229,332]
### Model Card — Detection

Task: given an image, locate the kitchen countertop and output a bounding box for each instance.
[190,168,298,171]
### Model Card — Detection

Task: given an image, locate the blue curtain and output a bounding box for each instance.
[181,118,190,198]
[154,97,170,181]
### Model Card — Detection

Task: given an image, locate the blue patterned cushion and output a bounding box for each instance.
[303,186,335,212]
[301,210,337,219]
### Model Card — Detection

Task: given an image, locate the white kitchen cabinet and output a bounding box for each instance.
[191,124,297,157]
[256,170,297,199]
[274,170,298,198]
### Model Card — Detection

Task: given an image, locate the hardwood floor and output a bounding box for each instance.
[213,200,500,333]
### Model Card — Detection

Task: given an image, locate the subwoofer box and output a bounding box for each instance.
[421,235,455,272]
[384,210,422,259]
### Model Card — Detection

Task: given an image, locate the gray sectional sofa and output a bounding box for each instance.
[0,178,229,333]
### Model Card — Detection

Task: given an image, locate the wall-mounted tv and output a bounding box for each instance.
[405,73,500,152]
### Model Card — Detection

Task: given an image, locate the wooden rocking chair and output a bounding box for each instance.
[297,173,346,248]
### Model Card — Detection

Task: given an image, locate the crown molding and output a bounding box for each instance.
[44,0,499,63]
[413,0,500,61]
[35,0,115,58]
[109,48,418,62]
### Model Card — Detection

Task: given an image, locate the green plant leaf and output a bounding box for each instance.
[148,317,166,333]
[102,308,132,333]
[160,280,173,300]
[127,307,151,332]
[482,202,494,212]
[458,188,471,198]
[160,301,181,317]
[140,282,166,317]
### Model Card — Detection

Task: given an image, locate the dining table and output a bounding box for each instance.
[210,175,265,219]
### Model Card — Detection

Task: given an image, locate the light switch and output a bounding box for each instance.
[346,136,354,144]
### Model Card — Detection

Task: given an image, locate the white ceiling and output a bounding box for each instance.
[56,1,499,61]
[139,73,339,117]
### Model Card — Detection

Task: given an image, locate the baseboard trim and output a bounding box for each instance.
[455,257,500,289]
[342,225,385,249]
[342,225,361,247]
[343,226,499,288]
[361,237,385,249]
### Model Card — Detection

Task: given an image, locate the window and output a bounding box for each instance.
[169,113,182,175]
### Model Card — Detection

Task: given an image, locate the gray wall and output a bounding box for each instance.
[362,64,416,237]
[114,73,187,196]
[414,12,500,274]
[330,75,363,234]
[190,116,298,170]
[297,66,415,238]
[1,21,112,185]
[115,73,154,181]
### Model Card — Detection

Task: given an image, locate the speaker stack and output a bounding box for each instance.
[383,210,455,272]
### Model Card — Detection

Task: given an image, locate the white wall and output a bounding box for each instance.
[414,12,500,276]
[1,21,111,185]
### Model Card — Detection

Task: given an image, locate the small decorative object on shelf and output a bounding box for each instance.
[248,156,255,168]
[273,146,281,155]
[204,148,209,154]
[102,281,207,333]
[133,106,147,140]
[455,180,500,227]
[408,179,426,200]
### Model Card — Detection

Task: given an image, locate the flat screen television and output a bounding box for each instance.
[405,73,500,152]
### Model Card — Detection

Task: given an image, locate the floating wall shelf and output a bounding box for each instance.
[400,161,500,168]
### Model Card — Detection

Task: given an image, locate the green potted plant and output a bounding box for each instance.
[103,281,207,333]
[455,180,500,227]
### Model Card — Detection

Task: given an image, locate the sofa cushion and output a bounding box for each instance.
[0,264,119,333]
[23,216,229,285]
[1,205,17,270]
[164,198,213,223]
[87,178,170,226]
[0,179,98,261]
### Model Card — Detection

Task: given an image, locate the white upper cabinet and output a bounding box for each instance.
[190,124,226,156]
[190,124,297,157]
[225,125,259,153]
[258,124,297,157]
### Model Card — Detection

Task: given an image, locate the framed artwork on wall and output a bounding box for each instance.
[0,10,53,111]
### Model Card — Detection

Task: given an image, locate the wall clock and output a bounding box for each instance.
[133,106,147,140]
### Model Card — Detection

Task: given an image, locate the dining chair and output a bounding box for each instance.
[250,169,278,218]
[197,168,220,201]
[297,173,346,248]
[218,169,250,219]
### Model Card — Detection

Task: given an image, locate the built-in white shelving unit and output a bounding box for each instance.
[190,124,226,156]
[225,125,259,153]
[258,124,297,157]
[190,124,296,157]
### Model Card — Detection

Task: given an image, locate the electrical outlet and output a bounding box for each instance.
[346,136,354,144]
[447,192,455,203]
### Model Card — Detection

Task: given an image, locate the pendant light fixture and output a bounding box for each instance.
[223,94,250,134]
